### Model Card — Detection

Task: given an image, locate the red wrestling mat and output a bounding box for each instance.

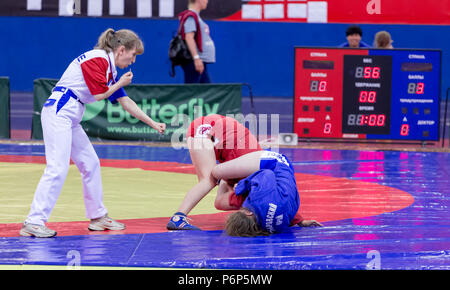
[0,212,230,238]
[0,155,414,237]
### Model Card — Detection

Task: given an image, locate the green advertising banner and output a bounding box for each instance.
[32,79,242,142]
[0,77,10,139]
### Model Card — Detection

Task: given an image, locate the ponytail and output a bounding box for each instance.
[95,28,116,53]
[95,28,144,54]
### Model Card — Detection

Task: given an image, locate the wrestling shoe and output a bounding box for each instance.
[19,222,57,238]
[167,212,201,230]
[88,214,126,231]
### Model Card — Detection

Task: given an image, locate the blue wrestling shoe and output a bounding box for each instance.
[167,212,201,230]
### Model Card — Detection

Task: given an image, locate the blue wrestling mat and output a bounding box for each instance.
[0,143,449,269]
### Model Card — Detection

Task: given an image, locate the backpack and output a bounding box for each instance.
[169,10,203,77]
[168,34,192,77]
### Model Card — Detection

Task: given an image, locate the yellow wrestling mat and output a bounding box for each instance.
[0,162,219,224]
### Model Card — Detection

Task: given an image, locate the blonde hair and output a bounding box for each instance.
[374,31,393,48]
[225,210,270,237]
[95,28,144,54]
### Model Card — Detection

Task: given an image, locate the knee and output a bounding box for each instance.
[214,196,226,211]
[77,156,100,176]
[45,162,70,179]
[87,157,101,172]
[211,165,222,180]
[214,200,222,211]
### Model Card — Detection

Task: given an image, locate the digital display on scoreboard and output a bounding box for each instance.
[293,48,441,141]
[341,55,392,135]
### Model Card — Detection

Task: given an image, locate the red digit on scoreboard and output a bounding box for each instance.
[323,123,332,134]
[416,82,424,94]
[319,81,327,92]
[364,67,372,79]
[400,124,410,136]
[368,115,377,126]
[372,67,380,79]
[377,115,386,126]
[368,91,376,103]
[359,91,368,102]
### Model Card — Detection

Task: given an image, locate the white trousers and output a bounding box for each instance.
[26,92,107,225]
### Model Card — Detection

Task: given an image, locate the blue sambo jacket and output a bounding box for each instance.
[235,159,300,233]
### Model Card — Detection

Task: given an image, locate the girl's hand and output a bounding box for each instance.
[119,71,133,87]
[152,122,166,134]
[298,220,323,227]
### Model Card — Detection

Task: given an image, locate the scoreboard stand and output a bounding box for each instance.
[293,47,442,146]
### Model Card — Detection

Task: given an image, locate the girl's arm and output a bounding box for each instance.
[117,96,166,134]
[93,71,133,101]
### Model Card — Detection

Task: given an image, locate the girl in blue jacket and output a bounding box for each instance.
[212,150,322,237]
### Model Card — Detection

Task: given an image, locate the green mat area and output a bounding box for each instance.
[0,162,219,224]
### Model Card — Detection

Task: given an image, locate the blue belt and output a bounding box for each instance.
[50,86,84,114]
[53,87,84,104]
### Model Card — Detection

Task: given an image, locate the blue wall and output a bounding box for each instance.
[0,16,449,99]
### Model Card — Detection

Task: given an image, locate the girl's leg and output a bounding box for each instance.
[70,124,107,220]
[176,137,218,215]
[25,107,72,226]
[211,150,264,181]
[212,151,264,211]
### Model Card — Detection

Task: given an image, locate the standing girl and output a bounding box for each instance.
[20,28,165,238]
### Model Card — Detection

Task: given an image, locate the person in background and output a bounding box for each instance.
[374,31,394,49]
[339,25,371,48]
[178,0,216,83]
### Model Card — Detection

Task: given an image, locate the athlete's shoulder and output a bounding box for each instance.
[84,49,108,59]
[75,49,108,65]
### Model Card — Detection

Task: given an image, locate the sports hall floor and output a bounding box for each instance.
[0,139,449,270]
[1,94,449,269]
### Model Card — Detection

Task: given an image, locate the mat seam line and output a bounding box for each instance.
[125,233,146,266]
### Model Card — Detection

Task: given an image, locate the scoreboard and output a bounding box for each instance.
[294,47,441,141]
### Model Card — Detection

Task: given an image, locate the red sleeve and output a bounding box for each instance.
[81,57,109,95]
[290,211,304,226]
